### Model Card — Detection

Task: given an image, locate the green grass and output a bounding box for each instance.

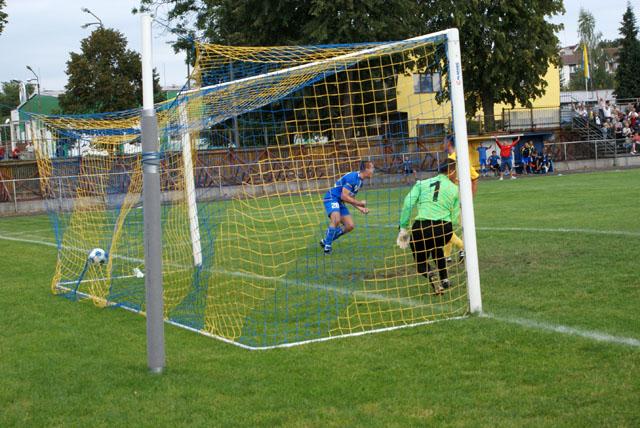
[1,169,639,426]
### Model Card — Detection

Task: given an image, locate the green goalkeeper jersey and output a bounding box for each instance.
[399,174,460,229]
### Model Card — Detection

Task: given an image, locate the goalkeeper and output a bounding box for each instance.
[320,160,375,254]
[397,159,460,294]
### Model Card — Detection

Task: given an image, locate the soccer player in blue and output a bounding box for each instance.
[476,144,490,176]
[488,150,500,177]
[320,160,375,254]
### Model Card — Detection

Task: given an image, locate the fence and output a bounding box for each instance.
[0,148,446,213]
[2,139,638,215]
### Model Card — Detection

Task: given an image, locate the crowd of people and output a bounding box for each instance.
[476,137,554,180]
[573,98,640,155]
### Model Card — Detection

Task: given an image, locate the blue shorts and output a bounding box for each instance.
[500,156,512,171]
[521,156,531,164]
[323,198,350,217]
[479,158,487,167]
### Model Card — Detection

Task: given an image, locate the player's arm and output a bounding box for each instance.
[399,183,421,229]
[341,187,369,214]
[495,139,503,148]
[340,187,365,208]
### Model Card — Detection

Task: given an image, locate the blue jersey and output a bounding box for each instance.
[477,146,489,161]
[325,171,363,201]
[488,154,500,166]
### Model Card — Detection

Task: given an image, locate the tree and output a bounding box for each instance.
[135,0,421,140]
[137,0,562,131]
[615,3,640,99]
[135,0,420,46]
[416,0,564,130]
[0,81,34,122]
[59,27,162,114]
[571,8,617,91]
[0,0,7,36]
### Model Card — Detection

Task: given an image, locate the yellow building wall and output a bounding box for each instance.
[396,63,561,137]
[395,64,560,168]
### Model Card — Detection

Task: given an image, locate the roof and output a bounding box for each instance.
[16,93,60,117]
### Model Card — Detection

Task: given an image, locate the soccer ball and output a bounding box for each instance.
[88,248,108,265]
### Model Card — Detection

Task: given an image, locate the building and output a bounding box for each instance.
[559,44,619,88]
[395,63,561,138]
[6,90,61,159]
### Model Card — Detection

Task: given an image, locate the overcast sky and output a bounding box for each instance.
[0,0,638,91]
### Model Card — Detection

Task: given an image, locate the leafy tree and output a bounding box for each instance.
[135,0,420,46]
[137,0,563,132]
[615,3,640,99]
[0,0,7,36]
[59,27,162,114]
[417,0,564,130]
[0,81,34,121]
[571,8,617,91]
[567,62,615,92]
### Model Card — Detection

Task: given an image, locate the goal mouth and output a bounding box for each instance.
[34,29,480,349]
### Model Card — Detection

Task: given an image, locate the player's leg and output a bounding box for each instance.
[445,232,464,262]
[321,200,343,254]
[433,221,454,289]
[424,221,445,293]
[410,220,432,281]
[329,205,353,243]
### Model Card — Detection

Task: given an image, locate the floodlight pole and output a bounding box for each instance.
[140,14,165,374]
[446,29,482,314]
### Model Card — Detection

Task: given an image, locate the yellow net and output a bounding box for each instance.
[33,33,469,348]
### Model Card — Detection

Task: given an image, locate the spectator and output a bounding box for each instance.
[631,131,640,155]
[603,100,613,121]
[520,141,533,175]
[488,150,500,176]
[402,154,417,184]
[542,147,554,173]
[495,135,519,180]
[476,144,490,177]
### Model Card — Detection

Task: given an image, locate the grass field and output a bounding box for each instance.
[1,168,639,426]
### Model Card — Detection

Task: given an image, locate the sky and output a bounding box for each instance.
[0,0,638,91]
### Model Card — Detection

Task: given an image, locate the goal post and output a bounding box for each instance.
[446,28,482,314]
[140,13,165,373]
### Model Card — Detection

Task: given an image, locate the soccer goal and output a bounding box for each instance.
[30,27,481,349]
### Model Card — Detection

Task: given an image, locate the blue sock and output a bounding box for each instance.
[324,226,338,246]
[332,227,344,242]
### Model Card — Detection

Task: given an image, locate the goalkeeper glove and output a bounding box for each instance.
[396,228,410,249]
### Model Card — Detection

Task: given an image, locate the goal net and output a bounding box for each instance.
[31,30,479,349]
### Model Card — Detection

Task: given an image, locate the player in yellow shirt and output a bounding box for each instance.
[444,136,479,262]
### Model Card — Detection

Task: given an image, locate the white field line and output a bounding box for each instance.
[3,230,640,349]
[482,313,640,348]
[378,223,640,238]
[0,228,53,237]
[476,226,640,238]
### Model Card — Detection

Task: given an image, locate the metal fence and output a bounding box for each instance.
[2,139,638,214]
